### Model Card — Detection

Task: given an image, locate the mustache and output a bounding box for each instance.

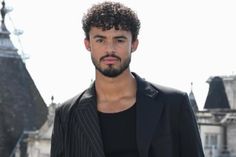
[100,54,121,61]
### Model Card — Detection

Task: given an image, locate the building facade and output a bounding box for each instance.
[196,75,236,157]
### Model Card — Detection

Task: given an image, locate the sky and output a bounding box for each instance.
[4,0,236,110]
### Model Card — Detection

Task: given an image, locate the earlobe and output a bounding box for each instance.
[84,39,91,51]
[131,39,139,52]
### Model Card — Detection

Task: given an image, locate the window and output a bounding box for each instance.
[205,133,218,149]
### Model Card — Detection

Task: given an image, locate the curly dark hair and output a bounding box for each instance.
[82,1,141,41]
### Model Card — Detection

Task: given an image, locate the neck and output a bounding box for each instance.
[95,70,136,101]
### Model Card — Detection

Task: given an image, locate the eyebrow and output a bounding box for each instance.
[93,35,128,40]
[93,35,105,39]
[114,36,128,40]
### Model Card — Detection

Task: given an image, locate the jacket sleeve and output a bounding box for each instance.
[179,93,205,157]
[50,107,64,157]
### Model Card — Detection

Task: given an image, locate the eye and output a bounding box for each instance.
[96,38,104,43]
[116,38,125,43]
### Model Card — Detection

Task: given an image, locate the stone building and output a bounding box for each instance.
[0,1,48,157]
[12,100,57,157]
[24,102,56,157]
[196,75,236,157]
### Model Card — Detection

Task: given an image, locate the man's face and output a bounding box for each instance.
[84,27,138,77]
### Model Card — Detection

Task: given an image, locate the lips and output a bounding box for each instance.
[102,57,119,64]
[100,54,121,64]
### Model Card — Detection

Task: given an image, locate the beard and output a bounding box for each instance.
[91,54,131,78]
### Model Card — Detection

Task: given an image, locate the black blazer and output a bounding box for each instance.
[50,73,205,157]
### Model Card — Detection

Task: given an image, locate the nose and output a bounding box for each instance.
[105,41,116,53]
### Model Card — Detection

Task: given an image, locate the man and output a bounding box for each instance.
[50,1,204,157]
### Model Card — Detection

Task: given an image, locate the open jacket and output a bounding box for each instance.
[50,73,204,157]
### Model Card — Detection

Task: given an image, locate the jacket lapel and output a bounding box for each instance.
[74,85,105,157]
[134,74,164,157]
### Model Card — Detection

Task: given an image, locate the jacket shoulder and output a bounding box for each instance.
[148,82,190,106]
[55,91,85,122]
[150,82,186,96]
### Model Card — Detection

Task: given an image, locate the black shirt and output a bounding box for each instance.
[98,104,139,157]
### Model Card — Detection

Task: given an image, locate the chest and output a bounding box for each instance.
[98,104,139,157]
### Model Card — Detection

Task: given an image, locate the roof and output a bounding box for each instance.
[204,76,230,109]
[0,3,48,156]
[189,90,199,112]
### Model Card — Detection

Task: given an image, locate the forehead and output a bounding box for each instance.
[89,27,132,38]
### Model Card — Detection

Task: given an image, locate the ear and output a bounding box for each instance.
[131,39,139,52]
[84,38,91,51]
